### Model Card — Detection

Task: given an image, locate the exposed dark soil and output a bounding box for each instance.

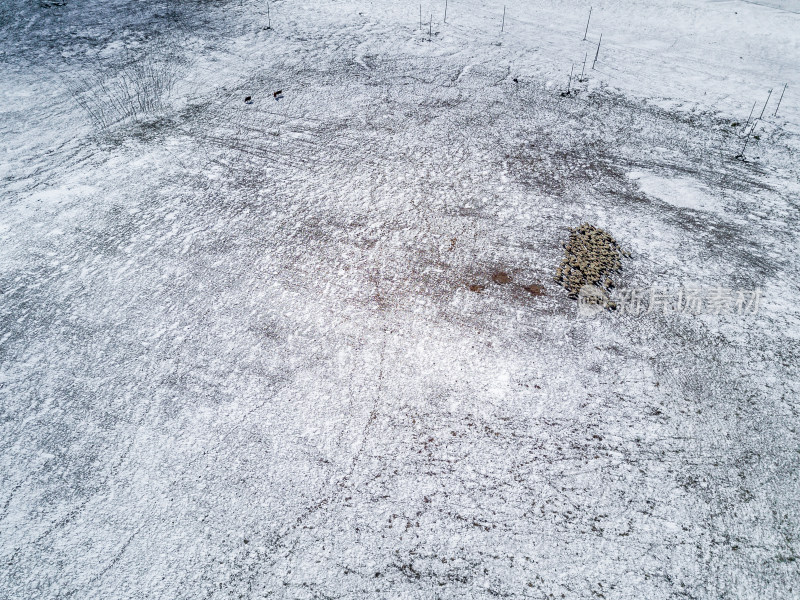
[523,284,545,296]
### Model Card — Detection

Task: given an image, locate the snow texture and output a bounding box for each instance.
[1,0,799,598]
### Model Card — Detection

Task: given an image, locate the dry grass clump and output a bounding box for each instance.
[554,223,630,299]
[66,47,182,130]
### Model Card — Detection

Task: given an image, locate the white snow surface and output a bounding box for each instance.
[1,0,799,598]
[627,171,725,213]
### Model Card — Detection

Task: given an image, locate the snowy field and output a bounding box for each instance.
[1,0,799,598]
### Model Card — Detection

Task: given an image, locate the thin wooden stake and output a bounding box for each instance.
[420,4,422,29]
[591,33,602,69]
[583,7,592,40]
[580,51,588,81]
[738,123,756,159]
[737,136,749,159]
[567,63,574,94]
[444,0,448,23]
[742,100,756,132]
[758,88,772,120]
[774,83,787,117]
[267,2,271,29]
[429,14,432,40]
[501,6,506,32]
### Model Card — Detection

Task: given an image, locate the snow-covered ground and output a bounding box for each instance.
[1,0,799,598]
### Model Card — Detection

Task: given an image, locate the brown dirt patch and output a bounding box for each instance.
[523,283,545,296]
[492,272,512,284]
